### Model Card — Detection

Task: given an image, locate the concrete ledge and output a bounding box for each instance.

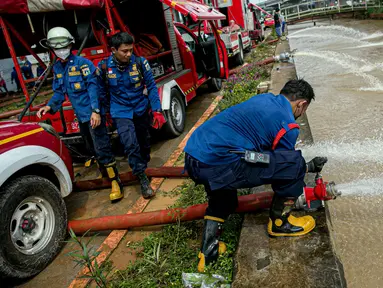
[233,209,345,288]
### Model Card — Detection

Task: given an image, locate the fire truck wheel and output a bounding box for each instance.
[235,40,244,66]
[208,78,223,92]
[163,88,186,138]
[0,176,67,279]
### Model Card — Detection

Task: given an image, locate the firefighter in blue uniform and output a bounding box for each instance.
[184,79,328,272]
[37,27,124,202]
[98,32,166,199]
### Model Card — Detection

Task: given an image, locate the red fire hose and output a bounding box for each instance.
[68,192,274,234]
[254,57,276,66]
[69,168,340,235]
[74,167,188,191]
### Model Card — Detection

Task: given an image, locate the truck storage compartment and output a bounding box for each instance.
[110,0,178,79]
[37,0,179,79]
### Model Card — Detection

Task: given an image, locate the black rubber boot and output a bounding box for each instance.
[137,173,154,199]
[268,194,315,237]
[97,162,108,179]
[197,216,227,272]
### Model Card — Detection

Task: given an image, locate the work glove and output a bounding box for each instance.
[307,157,328,173]
[152,111,166,129]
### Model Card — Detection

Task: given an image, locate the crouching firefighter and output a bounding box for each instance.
[184,79,328,272]
[98,32,166,199]
[37,27,124,202]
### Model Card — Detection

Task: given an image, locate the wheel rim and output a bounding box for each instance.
[171,96,183,129]
[10,196,55,255]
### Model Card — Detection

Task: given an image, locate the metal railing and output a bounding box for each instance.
[282,0,381,21]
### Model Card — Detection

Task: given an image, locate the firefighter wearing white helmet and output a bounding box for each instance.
[37,27,125,203]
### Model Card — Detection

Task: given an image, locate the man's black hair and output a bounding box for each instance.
[275,8,280,12]
[109,32,135,49]
[280,79,315,103]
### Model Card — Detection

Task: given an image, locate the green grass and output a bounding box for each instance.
[367,7,383,14]
[0,86,53,115]
[219,44,274,112]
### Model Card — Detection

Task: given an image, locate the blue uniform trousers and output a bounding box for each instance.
[114,111,151,175]
[184,150,306,219]
[79,117,115,165]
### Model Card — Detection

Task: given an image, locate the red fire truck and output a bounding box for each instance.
[0,0,229,154]
[198,0,265,66]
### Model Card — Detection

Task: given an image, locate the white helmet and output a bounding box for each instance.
[46,27,75,49]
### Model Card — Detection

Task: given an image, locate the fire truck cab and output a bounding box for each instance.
[195,0,265,66]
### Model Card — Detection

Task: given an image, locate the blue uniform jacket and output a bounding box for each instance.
[184,93,300,165]
[98,54,161,119]
[47,54,100,123]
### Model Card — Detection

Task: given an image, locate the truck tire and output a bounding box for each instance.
[208,78,223,92]
[163,89,186,138]
[0,176,67,279]
[234,40,244,66]
[244,42,252,53]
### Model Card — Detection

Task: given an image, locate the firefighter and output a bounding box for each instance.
[11,67,21,92]
[184,79,328,272]
[37,27,124,202]
[98,32,166,199]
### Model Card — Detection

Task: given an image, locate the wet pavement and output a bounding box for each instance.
[234,209,345,288]
[6,87,219,288]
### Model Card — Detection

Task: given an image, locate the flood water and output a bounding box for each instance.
[289,19,383,287]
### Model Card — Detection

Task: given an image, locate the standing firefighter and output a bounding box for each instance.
[37,27,124,202]
[98,32,166,199]
[184,79,328,272]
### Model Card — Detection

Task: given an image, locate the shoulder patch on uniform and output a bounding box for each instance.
[144,62,151,71]
[81,66,91,76]
[80,64,89,69]
[56,74,63,79]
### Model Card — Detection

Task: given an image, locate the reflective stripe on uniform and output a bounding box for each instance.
[272,123,300,150]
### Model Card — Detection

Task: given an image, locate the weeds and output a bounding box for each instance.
[219,60,272,111]
[67,229,111,288]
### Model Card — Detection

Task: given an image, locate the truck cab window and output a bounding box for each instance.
[176,26,196,53]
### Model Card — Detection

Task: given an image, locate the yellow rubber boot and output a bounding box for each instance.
[109,179,124,201]
[105,164,124,202]
[268,215,316,237]
[197,216,226,272]
[197,242,226,272]
[85,158,96,168]
[218,241,227,255]
[268,194,316,237]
